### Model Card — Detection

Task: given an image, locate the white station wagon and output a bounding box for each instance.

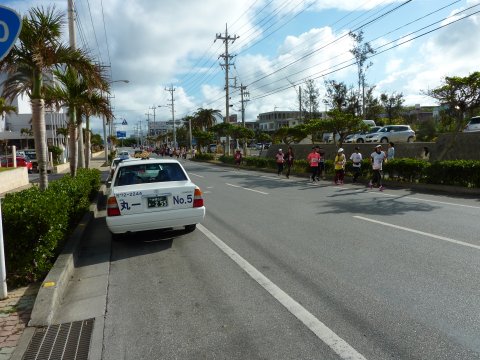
[106,158,205,240]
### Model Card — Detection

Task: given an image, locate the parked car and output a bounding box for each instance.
[255,143,270,150]
[464,116,480,132]
[109,157,124,179]
[345,126,382,143]
[23,149,38,172]
[106,158,205,240]
[208,144,217,153]
[366,125,416,143]
[0,156,33,173]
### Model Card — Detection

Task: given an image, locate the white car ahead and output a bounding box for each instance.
[106,158,205,239]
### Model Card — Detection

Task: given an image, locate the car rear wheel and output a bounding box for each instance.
[356,139,364,143]
[184,224,196,233]
[380,138,389,143]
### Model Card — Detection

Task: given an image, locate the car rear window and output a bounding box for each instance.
[469,117,480,125]
[114,163,188,186]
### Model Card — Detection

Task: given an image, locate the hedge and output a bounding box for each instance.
[2,168,101,287]
[215,156,480,188]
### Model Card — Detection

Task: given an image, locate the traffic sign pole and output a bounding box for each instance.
[0,4,23,299]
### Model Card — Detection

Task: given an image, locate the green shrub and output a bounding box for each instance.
[192,153,215,161]
[425,160,480,187]
[383,158,430,182]
[2,168,101,287]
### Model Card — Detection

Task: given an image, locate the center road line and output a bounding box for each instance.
[189,173,204,178]
[354,216,480,250]
[226,183,269,195]
[198,224,367,360]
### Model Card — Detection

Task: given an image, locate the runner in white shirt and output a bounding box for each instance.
[369,144,386,191]
[349,147,363,183]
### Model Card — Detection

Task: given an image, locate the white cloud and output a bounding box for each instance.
[385,59,403,73]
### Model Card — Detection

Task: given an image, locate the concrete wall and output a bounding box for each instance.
[0,167,29,195]
[264,132,480,161]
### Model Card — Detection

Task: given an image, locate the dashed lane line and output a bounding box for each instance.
[354,216,480,251]
[225,183,269,195]
[198,224,367,360]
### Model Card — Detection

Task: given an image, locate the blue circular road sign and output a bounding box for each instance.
[0,5,22,61]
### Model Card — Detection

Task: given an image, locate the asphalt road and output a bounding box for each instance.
[101,160,480,360]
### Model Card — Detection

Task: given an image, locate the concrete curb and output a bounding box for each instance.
[28,184,106,327]
[10,327,36,360]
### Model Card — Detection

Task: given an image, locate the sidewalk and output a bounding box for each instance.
[0,152,109,360]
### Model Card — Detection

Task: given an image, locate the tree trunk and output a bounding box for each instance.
[68,108,78,177]
[85,115,90,169]
[77,114,85,169]
[31,99,48,190]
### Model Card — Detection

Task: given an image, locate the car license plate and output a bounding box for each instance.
[147,196,168,208]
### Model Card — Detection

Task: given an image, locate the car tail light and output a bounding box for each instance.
[193,187,204,208]
[107,196,121,216]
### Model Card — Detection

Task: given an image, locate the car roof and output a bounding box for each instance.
[116,158,181,168]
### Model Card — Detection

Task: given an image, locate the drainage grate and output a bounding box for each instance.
[23,319,94,360]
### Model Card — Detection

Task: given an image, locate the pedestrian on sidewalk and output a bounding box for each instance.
[275,149,285,176]
[307,146,321,182]
[285,146,294,178]
[349,147,363,183]
[387,142,395,160]
[333,148,346,185]
[369,144,386,191]
[234,149,243,170]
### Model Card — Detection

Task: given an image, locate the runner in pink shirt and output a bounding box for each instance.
[307,147,321,182]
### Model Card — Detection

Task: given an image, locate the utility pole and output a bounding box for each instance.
[67,0,76,48]
[68,0,86,168]
[239,84,249,155]
[239,84,249,128]
[165,85,176,148]
[299,86,302,121]
[216,23,238,155]
[149,106,157,137]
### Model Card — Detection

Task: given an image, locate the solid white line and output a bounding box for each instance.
[359,186,480,209]
[198,224,367,360]
[226,183,269,195]
[189,173,204,178]
[354,216,480,250]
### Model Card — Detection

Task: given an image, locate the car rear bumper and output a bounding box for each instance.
[106,207,206,234]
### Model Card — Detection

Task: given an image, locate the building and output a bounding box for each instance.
[257,110,317,132]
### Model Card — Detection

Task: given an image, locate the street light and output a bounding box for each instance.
[103,80,129,162]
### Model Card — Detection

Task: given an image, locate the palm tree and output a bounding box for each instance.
[80,92,111,168]
[46,65,108,175]
[193,108,221,131]
[0,6,104,189]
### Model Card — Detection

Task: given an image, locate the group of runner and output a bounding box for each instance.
[274,144,391,191]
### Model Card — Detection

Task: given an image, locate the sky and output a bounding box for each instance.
[4,0,480,137]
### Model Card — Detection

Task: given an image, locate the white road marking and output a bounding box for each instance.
[393,195,480,210]
[198,224,367,360]
[354,216,480,251]
[189,173,204,178]
[226,183,269,195]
